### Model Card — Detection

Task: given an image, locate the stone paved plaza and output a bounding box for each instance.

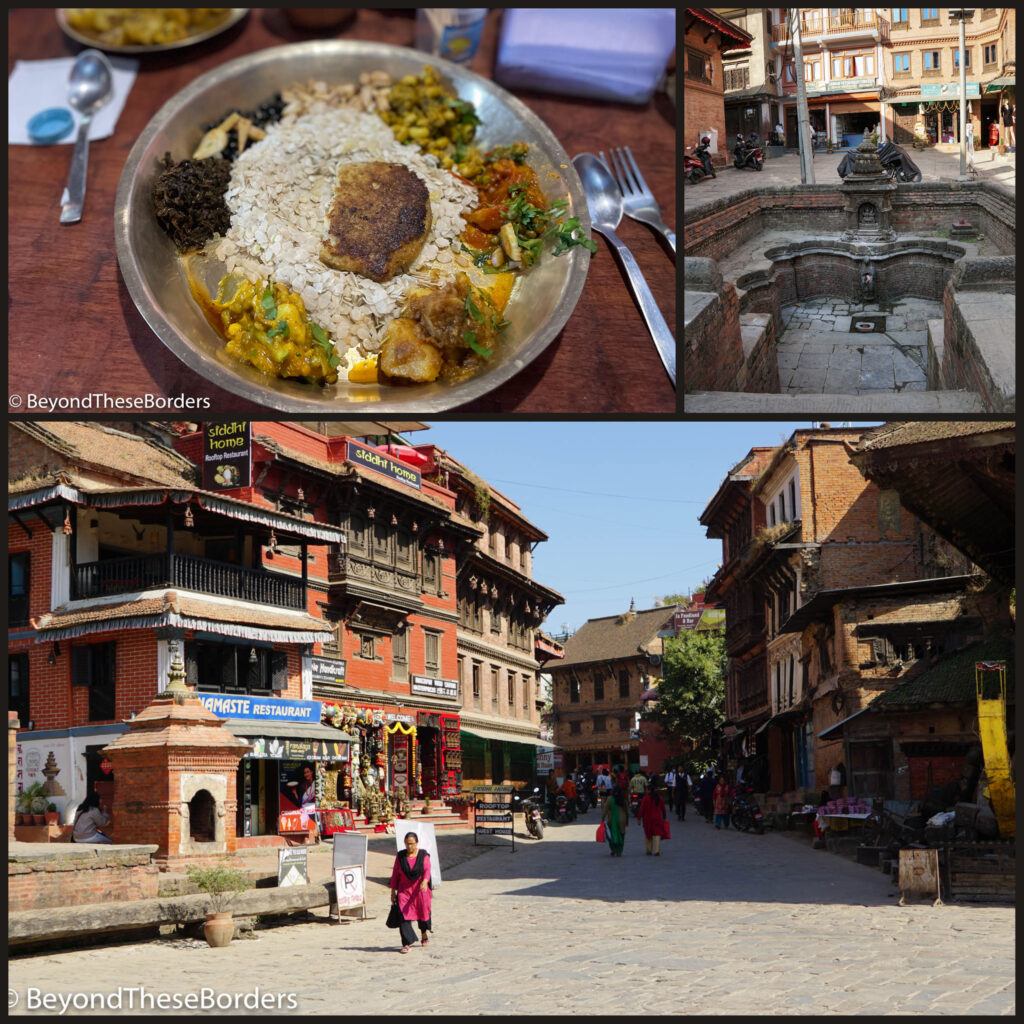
[777,296,940,395]
[9,816,1015,1016]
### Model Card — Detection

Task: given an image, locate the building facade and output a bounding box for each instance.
[718,7,787,141]
[547,603,680,774]
[757,7,1014,149]
[701,426,978,797]
[9,421,560,844]
[685,8,755,165]
[418,445,564,787]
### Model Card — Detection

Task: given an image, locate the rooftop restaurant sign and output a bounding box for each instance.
[198,693,322,723]
[346,439,421,489]
[203,421,252,490]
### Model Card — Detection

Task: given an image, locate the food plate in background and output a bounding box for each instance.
[114,40,591,413]
[57,8,249,55]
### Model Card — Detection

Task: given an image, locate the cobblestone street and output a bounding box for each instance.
[9,815,1015,1016]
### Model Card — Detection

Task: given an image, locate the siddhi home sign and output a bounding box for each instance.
[203,421,252,490]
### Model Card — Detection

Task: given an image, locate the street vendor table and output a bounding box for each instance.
[7,8,676,414]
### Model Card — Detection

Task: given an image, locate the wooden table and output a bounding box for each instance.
[8,9,676,414]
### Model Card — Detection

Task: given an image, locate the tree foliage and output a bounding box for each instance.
[642,628,726,765]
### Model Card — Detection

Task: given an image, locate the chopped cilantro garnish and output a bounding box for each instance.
[266,320,289,339]
[464,292,485,323]
[260,286,277,319]
[464,330,493,358]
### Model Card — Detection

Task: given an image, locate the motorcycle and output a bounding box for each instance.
[629,790,643,818]
[731,782,765,834]
[554,794,573,824]
[733,133,764,171]
[684,136,717,184]
[521,788,545,839]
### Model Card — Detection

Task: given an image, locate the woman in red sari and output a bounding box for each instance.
[390,832,432,953]
[636,777,668,856]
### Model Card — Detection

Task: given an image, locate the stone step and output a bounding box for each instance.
[684,391,987,413]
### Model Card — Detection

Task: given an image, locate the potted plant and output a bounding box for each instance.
[186,861,251,948]
[422,796,432,815]
[30,796,49,824]
[17,782,45,824]
[45,802,60,826]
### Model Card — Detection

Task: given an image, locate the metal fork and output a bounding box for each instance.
[600,146,676,254]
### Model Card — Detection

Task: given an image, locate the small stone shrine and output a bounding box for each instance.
[102,641,252,869]
[839,139,897,242]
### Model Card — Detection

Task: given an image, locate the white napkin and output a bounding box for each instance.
[494,8,676,105]
[8,56,138,145]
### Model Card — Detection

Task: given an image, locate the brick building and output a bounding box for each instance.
[417,445,564,787]
[717,7,786,141]
[751,7,1014,150]
[685,8,754,165]
[701,424,979,797]
[547,602,682,774]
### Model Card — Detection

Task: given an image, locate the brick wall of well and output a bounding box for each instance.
[8,849,159,912]
[685,282,746,392]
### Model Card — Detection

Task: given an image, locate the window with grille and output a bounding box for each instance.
[619,670,630,698]
[9,552,30,626]
[424,630,440,675]
[594,673,604,701]
[73,642,118,721]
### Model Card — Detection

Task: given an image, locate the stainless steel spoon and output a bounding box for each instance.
[573,152,676,387]
[60,49,114,224]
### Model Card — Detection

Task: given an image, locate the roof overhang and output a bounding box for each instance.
[9,482,347,545]
[817,706,871,740]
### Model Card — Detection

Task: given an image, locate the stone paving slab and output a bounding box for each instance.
[9,818,1014,1015]
[685,390,987,412]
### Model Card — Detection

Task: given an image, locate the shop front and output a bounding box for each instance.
[198,693,354,843]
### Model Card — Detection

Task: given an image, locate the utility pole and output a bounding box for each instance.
[791,8,815,184]
[949,9,976,179]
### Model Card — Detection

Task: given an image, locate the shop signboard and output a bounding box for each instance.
[311,655,346,686]
[921,82,979,99]
[411,675,459,700]
[202,421,251,490]
[473,786,515,849]
[332,830,369,916]
[346,439,422,490]
[198,693,322,724]
[278,847,309,887]
[536,748,554,774]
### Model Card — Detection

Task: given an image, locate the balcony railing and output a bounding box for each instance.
[72,553,305,609]
[772,12,889,44]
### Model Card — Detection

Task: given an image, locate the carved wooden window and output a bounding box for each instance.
[393,627,408,682]
[594,716,606,733]
[593,672,605,701]
[348,513,366,553]
[424,630,440,675]
[569,720,582,735]
[618,669,630,698]
[522,673,530,710]
[569,677,580,703]
[358,634,376,660]
[423,550,439,590]
[373,521,391,561]
[490,603,502,635]
[507,673,514,706]
[491,665,500,703]
[396,529,413,568]
[472,661,481,703]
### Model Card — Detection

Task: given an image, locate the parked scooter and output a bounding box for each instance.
[731,782,765,834]
[521,787,545,839]
[733,132,764,171]
[684,136,717,184]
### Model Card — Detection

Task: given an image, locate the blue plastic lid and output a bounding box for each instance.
[27,107,74,144]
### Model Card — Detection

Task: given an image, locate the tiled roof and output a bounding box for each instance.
[857,421,1015,453]
[871,638,1015,709]
[554,605,677,670]
[12,422,199,489]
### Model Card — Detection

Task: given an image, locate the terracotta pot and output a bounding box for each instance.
[33,814,46,825]
[203,912,234,948]
[45,812,60,825]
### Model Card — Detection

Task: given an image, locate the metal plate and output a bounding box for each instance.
[114,41,591,412]
[57,9,249,55]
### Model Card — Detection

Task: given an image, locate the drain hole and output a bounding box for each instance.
[851,315,886,333]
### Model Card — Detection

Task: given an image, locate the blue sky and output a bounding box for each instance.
[417,421,863,636]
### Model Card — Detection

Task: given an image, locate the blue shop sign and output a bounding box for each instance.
[198,693,322,723]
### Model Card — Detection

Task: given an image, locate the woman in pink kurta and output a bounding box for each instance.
[390,832,432,953]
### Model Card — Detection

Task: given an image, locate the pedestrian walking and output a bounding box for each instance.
[389,831,432,954]
[601,785,629,857]
[674,769,690,821]
[637,778,669,856]
[713,776,731,830]
[697,770,716,823]
[664,766,676,793]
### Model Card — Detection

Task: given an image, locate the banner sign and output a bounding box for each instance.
[474,786,515,850]
[247,737,348,761]
[199,693,322,723]
[411,675,459,700]
[202,421,251,490]
[346,439,422,489]
[311,656,346,686]
[921,81,980,98]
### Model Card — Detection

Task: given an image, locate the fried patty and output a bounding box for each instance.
[320,161,432,282]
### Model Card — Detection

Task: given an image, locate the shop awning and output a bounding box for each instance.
[223,719,355,741]
[985,77,1015,92]
[817,706,871,741]
[754,707,809,735]
[461,723,557,749]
